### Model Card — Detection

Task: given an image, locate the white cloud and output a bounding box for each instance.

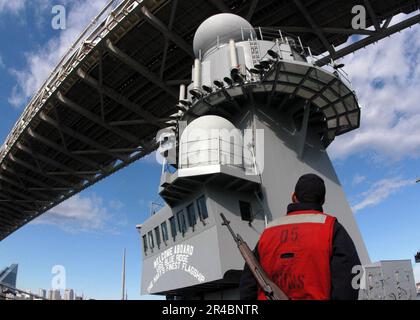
[352,174,366,186]
[8,0,110,108]
[329,14,420,161]
[0,54,5,69]
[32,194,127,233]
[109,199,124,210]
[0,0,26,14]
[351,177,415,212]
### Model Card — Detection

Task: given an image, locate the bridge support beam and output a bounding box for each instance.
[293,0,336,56]
[76,69,165,129]
[105,40,178,98]
[56,92,141,145]
[27,128,104,172]
[316,13,420,66]
[39,111,128,161]
[8,154,74,188]
[139,6,194,58]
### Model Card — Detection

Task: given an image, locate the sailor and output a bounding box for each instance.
[239,174,361,300]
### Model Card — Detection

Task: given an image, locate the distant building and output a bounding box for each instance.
[0,264,18,287]
[416,282,420,292]
[42,288,80,300]
[49,289,61,300]
[64,289,75,300]
[39,289,46,299]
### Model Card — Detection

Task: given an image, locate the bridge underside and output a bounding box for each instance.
[0,0,419,240]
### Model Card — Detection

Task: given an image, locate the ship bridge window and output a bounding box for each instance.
[161,221,169,242]
[177,209,187,235]
[239,201,253,222]
[169,216,177,239]
[154,226,161,249]
[197,196,208,220]
[187,203,197,229]
[148,231,154,250]
[142,235,148,254]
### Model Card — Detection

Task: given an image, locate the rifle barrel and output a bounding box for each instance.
[220,213,238,241]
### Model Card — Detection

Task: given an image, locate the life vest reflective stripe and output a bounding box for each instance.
[257,211,335,300]
[267,213,327,227]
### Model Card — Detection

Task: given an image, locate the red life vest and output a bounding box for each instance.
[257,210,336,300]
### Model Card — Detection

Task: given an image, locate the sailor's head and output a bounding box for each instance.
[292,174,326,205]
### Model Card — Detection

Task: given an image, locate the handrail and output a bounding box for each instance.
[179,137,254,170]
[181,137,244,148]
[200,26,352,86]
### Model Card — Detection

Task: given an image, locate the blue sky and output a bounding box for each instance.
[0,1,419,299]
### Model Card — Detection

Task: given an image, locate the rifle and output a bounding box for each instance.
[220,213,289,300]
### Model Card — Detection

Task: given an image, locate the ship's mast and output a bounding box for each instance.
[121,248,126,300]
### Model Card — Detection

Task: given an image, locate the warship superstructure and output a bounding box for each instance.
[138,13,417,300]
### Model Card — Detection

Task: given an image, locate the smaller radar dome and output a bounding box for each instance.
[193,13,256,57]
[179,115,243,168]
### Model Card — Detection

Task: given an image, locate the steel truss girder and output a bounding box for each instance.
[0,207,24,224]
[0,204,23,220]
[8,153,74,188]
[109,120,149,126]
[160,0,179,80]
[293,0,336,56]
[276,26,376,36]
[139,6,194,58]
[16,141,97,181]
[1,164,69,192]
[27,128,104,172]
[364,0,380,30]
[71,148,142,155]
[105,40,178,98]
[39,111,128,161]
[246,0,259,21]
[208,0,230,13]
[56,91,141,144]
[1,145,155,241]
[0,206,26,224]
[0,215,17,229]
[0,186,38,206]
[316,13,420,66]
[0,173,50,201]
[76,69,165,129]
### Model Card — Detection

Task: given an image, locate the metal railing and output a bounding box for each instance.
[0,282,47,300]
[179,137,254,171]
[200,26,353,87]
[149,199,165,216]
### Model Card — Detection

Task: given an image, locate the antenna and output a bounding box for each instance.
[121,248,126,300]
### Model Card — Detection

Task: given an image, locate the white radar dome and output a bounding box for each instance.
[193,13,256,57]
[179,115,243,169]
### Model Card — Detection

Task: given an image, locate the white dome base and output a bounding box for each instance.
[193,13,256,57]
